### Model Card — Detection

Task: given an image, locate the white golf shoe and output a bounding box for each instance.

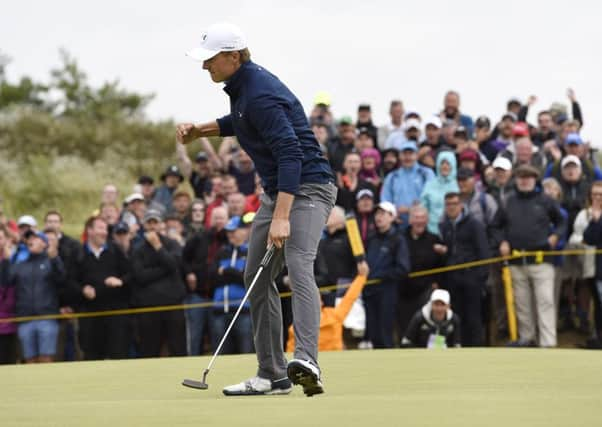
[222,376,292,396]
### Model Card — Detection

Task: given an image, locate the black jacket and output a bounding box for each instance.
[365,226,410,294]
[9,253,65,317]
[182,230,210,298]
[131,235,186,307]
[56,234,84,307]
[401,302,462,348]
[559,178,589,237]
[492,187,567,264]
[315,228,356,288]
[402,227,445,297]
[584,217,602,280]
[439,209,490,281]
[73,243,131,310]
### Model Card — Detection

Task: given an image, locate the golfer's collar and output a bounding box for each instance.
[223,61,253,97]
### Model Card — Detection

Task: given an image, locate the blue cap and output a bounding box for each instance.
[25,230,48,245]
[565,132,583,145]
[224,212,256,232]
[224,216,242,232]
[399,141,418,152]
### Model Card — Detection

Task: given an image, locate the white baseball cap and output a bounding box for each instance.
[376,201,397,217]
[17,215,37,227]
[492,156,512,171]
[403,118,422,131]
[561,154,581,169]
[430,289,450,305]
[424,115,442,129]
[124,193,145,204]
[186,22,247,62]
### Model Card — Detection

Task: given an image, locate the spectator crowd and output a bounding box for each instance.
[2,88,602,364]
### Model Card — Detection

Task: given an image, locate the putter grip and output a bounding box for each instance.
[259,245,276,267]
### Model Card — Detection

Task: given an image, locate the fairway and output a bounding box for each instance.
[2,349,601,427]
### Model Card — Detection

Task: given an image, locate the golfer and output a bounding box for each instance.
[177,22,336,397]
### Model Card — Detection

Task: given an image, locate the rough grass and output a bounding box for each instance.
[2,348,601,427]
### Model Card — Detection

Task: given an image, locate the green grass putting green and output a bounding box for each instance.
[2,349,601,427]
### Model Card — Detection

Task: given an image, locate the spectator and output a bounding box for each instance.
[182,212,211,356]
[355,189,376,245]
[101,184,119,207]
[495,165,567,347]
[314,206,356,307]
[356,104,378,146]
[207,206,229,268]
[205,174,238,228]
[308,92,336,137]
[164,215,185,246]
[473,116,493,152]
[227,192,247,217]
[582,181,602,345]
[363,202,410,348]
[224,146,256,196]
[402,118,422,145]
[209,213,255,354]
[439,192,489,346]
[312,122,330,157]
[359,148,381,190]
[172,191,192,222]
[9,230,65,362]
[328,116,357,174]
[417,115,444,169]
[381,141,435,226]
[457,167,498,238]
[111,221,132,256]
[44,211,81,274]
[481,113,515,162]
[137,175,156,204]
[420,150,459,234]
[401,289,461,348]
[0,225,17,364]
[544,133,602,184]
[183,199,205,240]
[177,137,222,198]
[12,215,37,264]
[557,155,589,237]
[153,165,184,213]
[336,152,377,213]
[400,205,446,336]
[74,217,131,360]
[377,100,404,151]
[532,110,557,149]
[381,148,399,177]
[99,203,121,232]
[121,193,146,245]
[245,174,263,213]
[131,209,187,357]
[487,157,513,206]
[287,261,369,352]
[356,127,376,153]
[440,90,474,138]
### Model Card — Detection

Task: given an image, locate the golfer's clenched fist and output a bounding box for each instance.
[268,218,290,249]
[176,123,201,144]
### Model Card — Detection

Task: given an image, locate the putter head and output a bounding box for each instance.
[182,378,209,390]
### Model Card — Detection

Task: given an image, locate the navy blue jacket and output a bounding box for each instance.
[216,61,334,195]
[364,226,410,294]
[9,253,65,317]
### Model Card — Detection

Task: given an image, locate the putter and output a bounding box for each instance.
[182,244,276,390]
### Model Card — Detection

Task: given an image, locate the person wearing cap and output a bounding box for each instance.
[487,156,514,206]
[210,213,256,360]
[401,289,461,348]
[457,167,498,232]
[481,113,515,163]
[8,229,65,363]
[131,209,187,357]
[112,221,132,256]
[440,90,474,139]
[381,141,435,226]
[439,192,489,346]
[328,116,357,174]
[309,91,336,138]
[336,152,377,213]
[399,205,446,337]
[121,192,146,244]
[178,22,338,396]
[176,138,221,199]
[492,164,567,347]
[71,217,131,360]
[557,155,589,239]
[402,118,422,144]
[363,201,410,348]
[377,100,404,151]
[355,189,376,245]
[474,115,493,151]
[12,215,38,264]
[544,133,602,184]
[137,176,156,204]
[420,151,459,234]
[152,165,184,214]
[356,104,378,146]
[417,115,445,169]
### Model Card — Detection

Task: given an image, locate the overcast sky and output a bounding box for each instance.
[2,0,601,144]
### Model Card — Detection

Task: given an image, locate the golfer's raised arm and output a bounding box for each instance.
[176,118,229,144]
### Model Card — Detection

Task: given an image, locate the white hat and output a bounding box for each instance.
[17,215,37,227]
[424,115,442,129]
[376,201,397,217]
[186,22,247,62]
[492,156,512,171]
[403,118,422,131]
[561,154,581,169]
[430,289,450,305]
[124,193,145,204]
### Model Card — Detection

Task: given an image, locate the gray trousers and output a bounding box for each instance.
[245,182,337,380]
